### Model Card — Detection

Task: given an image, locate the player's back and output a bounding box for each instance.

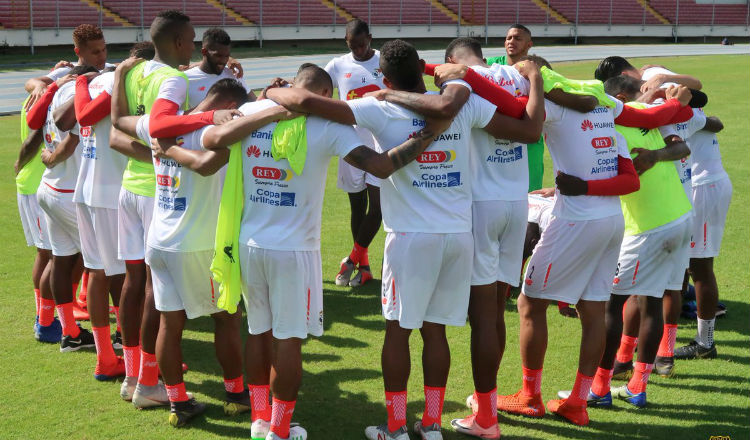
[43,81,82,190]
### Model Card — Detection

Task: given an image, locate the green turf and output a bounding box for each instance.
[0,54,747,439]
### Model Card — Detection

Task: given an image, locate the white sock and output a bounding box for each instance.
[697,318,715,348]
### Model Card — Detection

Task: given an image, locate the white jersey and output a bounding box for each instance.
[237,100,362,251]
[348,93,497,233]
[136,116,222,252]
[42,81,81,191]
[641,66,680,89]
[527,194,554,232]
[73,71,128,209]
[45,62,116,82]
[185,66,249,108]
[659,109,705,198]
[144,60,188,107]
[469,64,530,201]
[542,97,628,221]
[688,109,727,186]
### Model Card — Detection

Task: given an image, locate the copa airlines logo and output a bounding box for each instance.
[412,172,461,188]
[247,145,261,158]
[156,174,180,188]
[417,150,456,163]
[158,196,186,211]
[249,189,296,207]
[581,120,594,131]
[591,136,614,149]
[488,145,523,164]
[252,166,293,181]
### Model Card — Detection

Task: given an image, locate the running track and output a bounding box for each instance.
[1,43,747,115]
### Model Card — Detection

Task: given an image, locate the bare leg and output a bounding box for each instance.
[469,283,500,392]
[599,294,628,370]
[382,320,412,391]
[270,337,303,401]
[576,300,606,376]
[517,294,548,370]
[155,310,186,386]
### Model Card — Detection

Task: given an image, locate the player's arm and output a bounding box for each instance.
[152,138,229,177]
[53,98,77,132]
[265,87,357,126]
[616,86,693,128]
[343,118,451,179]
[641,71,702,92]
[24,76,54,111]
[109,126,152,162]
[201,105,301,150]
[545,89,598,113]
[630,135,690,175]
[365,83,470,119]
[702,116,723,133]
[25,83,59,130]
[482,66,544,144]
[555,156,640,195]
[15,129,44,175]
[41,133,79,168]
[75,73,111,127]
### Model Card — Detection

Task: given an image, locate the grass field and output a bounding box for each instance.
[0,54,748,440]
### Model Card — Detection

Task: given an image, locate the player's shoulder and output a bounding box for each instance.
[184,66,208,79]
[239,99,277,116]
[92,70,115,85]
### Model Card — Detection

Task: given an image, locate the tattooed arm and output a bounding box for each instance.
[365,83,470,119]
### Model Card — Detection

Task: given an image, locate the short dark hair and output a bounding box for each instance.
[603,75,642,99]
[346,19,370,37]
[508,23,532,37]
[150,10,191,45]
[72,24,104,48]
[70,64,98,75]
[295,64,333,93]
[445,37,482,62]
[129,41,155,59]
[595,56,636,82]
[206,78,249,105]
[519,54,552,70]
[203,27,231,47]
[379,39,422,91]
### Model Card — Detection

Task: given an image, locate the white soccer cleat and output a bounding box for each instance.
[450,414,501,439]
[265,425,307,440]
[133,381,191,409]
[414,420,443,440]
[120,376,137,401]
[335,257,356,286]
[364,424,409,440]
[466,393,478,412]
[251,419,271,440]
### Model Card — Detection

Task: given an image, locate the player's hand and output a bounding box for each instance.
[260,77,289,100]
[40,150,54,168]
[666,85,692,107]
[555,171,588,196]
[270,105,303,121]
[630,147,658,175]
[514,59,540,79]
[640,73,666,93]
[55,73,77,88]
[52,60,74,70]
[25,85,47,111]
[13,160,21,175]
[364,89,389,101]
[227,58,243,78]
[423,115,453,138]
[150,138,172,158]
[558,306,579,318]
[636,87,666,104]
[213,109,242,125]
[530,187,556,198]
[116,57,145,75]
[434,63,468,87]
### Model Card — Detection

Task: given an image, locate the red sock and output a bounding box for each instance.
[591,367,613,396]
[80,271,89,300]
[567,371,594,407]
[385,390,407,432]
[521,366,543,396]
[34,288,41,316]
[474,388,497,429]
[628,362,653,394]
[56,302,80,337]
[615,335,638,363]
[123,345,141,378]
[112,306,121,332]
[138,350,159,386]
[356,243,370,267]
[422,385,445,427]
[39,298,56,326]
[249,384,271,422]
[224,376,244,393]
[657,324,678,357]
[165,382,189,402]
[270,398,296,439]
[92,325,117,366]
[348,243,361,266]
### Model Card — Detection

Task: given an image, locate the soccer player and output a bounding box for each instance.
[267,39,544,440]
[324,19,385,287]
[185,27,255,109]
[24,24,111,111]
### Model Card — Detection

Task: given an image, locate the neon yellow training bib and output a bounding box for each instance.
[616,102,692,236]
[15,97,46,195]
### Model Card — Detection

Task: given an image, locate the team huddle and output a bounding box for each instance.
[14,12,732,440]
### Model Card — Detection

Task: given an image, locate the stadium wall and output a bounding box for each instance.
[1,24,748,48]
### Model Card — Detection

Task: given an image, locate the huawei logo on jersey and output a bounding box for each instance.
[591,137,614,149]
[417,150,456,163]
[346,84,380,100]
[581,119,594,131]
[247,145,261,158]
[252,166,293,181]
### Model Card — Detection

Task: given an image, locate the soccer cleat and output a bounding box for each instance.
[496,390,545,417]
[112,331,123,350]
[94,356,126,381]
[120,376,137,401]
[413,420,443,440]
[557,389,612,408]
[36,317,63,343]
[169,398,206,427]
[251,419,271,440]
[674,340,717,360]
[60,326,96,352]
[450,414,500,439]
[547,398,589,426]
[612,360,634,381]
[335,258,356,286]
[224,389,251,416]
[265,425,307,440]
[465,393,478,413]
[654,356,675,377]
[72,302,90,321]
[612,385,647,408]
[133,381,172,409]
[364,424,410,440]
[349,267,373,287]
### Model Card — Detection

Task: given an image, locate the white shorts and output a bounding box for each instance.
[239,245,324,339]
[612,216,691,297]
[381,231,473,329]
[336,158,380,193]
[690,177,732,258]
[522,214,624,304]
[118,188,154,261]
[76,204,125,275]
[36,184,80,257]
[17,192,51,250]
[471,200,527,287]
[146,247,221,319]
